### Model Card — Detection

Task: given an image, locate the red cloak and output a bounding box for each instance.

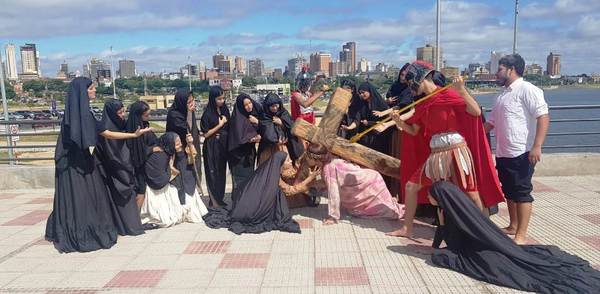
[399,87,504,207]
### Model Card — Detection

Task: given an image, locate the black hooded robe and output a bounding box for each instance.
[429,181,600,294]
[166,89,202,186]
[228,94,262,191]
[338,79,364,140]
[203,151,300,235]
[45,77,118,253]
[200,87,230,207]
[126,101,158,196]
[356,82,392,154]
[258,93,304,165]
[96,100,144,236]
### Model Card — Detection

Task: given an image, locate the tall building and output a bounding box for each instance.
[287,57,306,78]
[489,51,503,74]
[234,56,245,75]
[358,58,368,73]
[218,56,233,73]
[118,59,136,78]
[340,42,356,73]
[212,52,225,69]
[416,44,441,69]
[328,60,349,77]
[19,43,39,76]
[4,44,18,80]
[309,52,331,76]
[546,52,561,77]
[273,68,283,80]
[525,63,543,75]
[247,58,264,77]
[88,58,112,82]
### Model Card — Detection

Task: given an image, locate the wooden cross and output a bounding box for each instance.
[292,87,401,179]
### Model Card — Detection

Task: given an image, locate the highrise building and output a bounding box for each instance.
[234,56,245,75]
[19,43,39,77]
[309,52,331,76]
[358,58,368,73]
[118,59,136,78]
[340,42,356,73]
[546,52,561,77]
[247,58,264,77]
[416,44,441,69]
[218,56,233,73]
[328,60,349,77]
[490,51,503,74]
[213,52,225,69]
[287,57,306,78]
[88,58,112,82]
[4,44,18,80]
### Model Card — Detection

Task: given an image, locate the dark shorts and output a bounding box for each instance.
[496,152,535,203]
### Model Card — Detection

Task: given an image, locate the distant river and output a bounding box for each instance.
[475,88,600,153]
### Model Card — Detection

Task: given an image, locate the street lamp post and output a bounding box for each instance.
[513,0,519,54]
[436,0,442,71]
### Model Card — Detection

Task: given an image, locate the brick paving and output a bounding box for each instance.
[0,175,597,293]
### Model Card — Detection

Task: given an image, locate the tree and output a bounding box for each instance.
[242,76,258,87]
[3,80,17,100]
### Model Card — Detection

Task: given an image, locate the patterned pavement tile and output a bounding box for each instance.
[184,241,230,254]
[5,272,70,289]
[171,254,224,270]
[295,218,314,229]
[427,286,489,293]
[262,266,313,287]
[532,181,559,192]
[261,287,314,294]
[315,238,359,252]
[218,253,270,269]
[123,255,180,270]
[535,236,597,250]
[270,239,314,254]
[154,269,213,289]
[370,286,430,294]
[208,269,264,288]
[25,198,54,204]
[268,253,314,268]
[226,240,273,254]
[315,267,369,286]
[315,252,364,268]
[364,266,424,286]
[2,210,51,226]
[104,270,167,288]
[576,236,600,250]
[205,287,260,294]
[315,286,371,294]
[58,271,120,288]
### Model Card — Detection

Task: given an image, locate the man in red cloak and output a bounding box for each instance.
[387,61,504,238]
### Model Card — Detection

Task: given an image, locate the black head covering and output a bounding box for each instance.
[386,63,414,108]
[172,88,191,114]
[126,101,152,168]
[63,77,96,150]
[228,93,261,152]
[200,86,231,133]
[358,82,389,112]
[101,99,126,130]
[166,89,200,150]
[259,93,304,163]
[158,132,178,156]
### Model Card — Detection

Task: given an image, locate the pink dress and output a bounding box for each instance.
[322,157,405,220]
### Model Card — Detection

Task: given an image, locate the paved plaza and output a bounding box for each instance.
[0,175,598,293]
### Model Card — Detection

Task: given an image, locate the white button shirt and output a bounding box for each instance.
[488,78,548,158]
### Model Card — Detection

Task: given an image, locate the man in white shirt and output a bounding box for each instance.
[484,54,550,245]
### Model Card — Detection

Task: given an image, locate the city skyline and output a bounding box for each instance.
[1,0,599,76]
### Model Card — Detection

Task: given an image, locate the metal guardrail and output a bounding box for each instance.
[1,104,600,163]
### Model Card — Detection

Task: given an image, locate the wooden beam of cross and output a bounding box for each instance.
[292,87,401,179]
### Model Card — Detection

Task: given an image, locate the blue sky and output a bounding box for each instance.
[2,0,599,76]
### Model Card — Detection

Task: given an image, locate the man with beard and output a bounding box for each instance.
[485,54,549,245]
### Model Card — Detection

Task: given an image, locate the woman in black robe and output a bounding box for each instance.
[428,181,600,294]
[126,101,158,208]
[166,89,202,190]
[203,151,300,235]
[228,93,262,191]
[338,79,364,139]
[258,93,304,165]
[386,63,414,109]
[45,77,152,253]
[356,82,392,154]
[97,99,144,236]
[200,86,230,207]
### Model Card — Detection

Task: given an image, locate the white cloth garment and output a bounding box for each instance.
[182,188,208,223]
[141,184,184,228]
[488,78,548,158]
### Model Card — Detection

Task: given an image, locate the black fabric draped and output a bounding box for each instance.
[96,100,144,236]
[356,82,391,153]
[338,79,365,139]
[174,151,197,204]
[200,86,230,206]
[166,89,202,189]
[386,63,414,110]
[45,77,118,253]
[258,93,304,163]
[228,94,261,190]
[144,132,178,190]
[126,101,158,194]
[203,151,300,235]
[429,181,600,294]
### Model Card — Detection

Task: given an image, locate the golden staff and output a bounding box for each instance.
[349,83,454,143]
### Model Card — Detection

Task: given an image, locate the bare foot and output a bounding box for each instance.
[386,227,413,238]
[502,226,517,235]
[322,218,337,225]
[513,237,528,245]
